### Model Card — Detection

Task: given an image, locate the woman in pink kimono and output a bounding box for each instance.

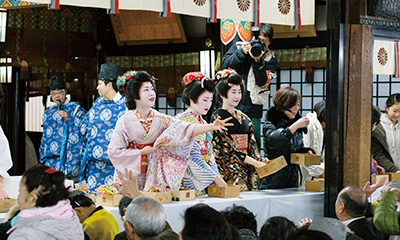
[107,71,232,191]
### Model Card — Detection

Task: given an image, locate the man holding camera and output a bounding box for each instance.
[221,23,277,151]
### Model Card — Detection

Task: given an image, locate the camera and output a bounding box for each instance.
[249,26,265,58]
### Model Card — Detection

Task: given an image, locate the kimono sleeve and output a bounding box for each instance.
[153,114,196,147]
[107,118,141,175]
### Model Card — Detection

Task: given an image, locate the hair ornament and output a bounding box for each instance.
[45,167,57,174]
[117,70,136,94]
[182,72,208,87]
[215,68,237,81]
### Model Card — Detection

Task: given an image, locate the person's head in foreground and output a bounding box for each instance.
[181,203,235,240]
[125,195,176,240]
[335,185,368,221]
[288,229,332,240]
[68,190,96,223]
[10,165,83,239]
[220,205,258,239]
[259,216,297,240]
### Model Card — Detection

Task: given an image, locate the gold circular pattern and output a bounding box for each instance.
[278,0,291,15]
[378,47,388,66]
[237,0,250,12]
[194,0,206,6]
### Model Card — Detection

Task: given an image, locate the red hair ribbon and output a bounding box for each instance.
[45,167,58,174]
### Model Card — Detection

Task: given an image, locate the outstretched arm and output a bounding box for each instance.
[191,117,233,137]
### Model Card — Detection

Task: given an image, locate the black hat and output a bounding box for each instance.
[98,63,122,82]
[50,75,65,91]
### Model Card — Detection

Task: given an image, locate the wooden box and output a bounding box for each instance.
[256,156,287,178]
[207,185,240,198]
[305,179,325,192]
[389,172,400,181]
[291,153,321,165]
[140,190,172,204]
[370,173,400,184]
[0,198,17,213]
[96,193,123,207]
[171,189,196,201]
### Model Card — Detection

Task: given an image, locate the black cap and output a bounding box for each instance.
[50,75,65,91]
[98,63,122,82]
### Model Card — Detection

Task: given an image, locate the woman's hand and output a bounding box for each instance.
[212,117,234,131]
[289,117,310,134]
[261,158,270,164]
[140,145,159,155]
[214,175,228,187]
[294,117,310,129]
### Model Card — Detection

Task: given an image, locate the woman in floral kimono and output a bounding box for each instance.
[175,72,227,191]
[211,69,267,191]
[107,71,232,191]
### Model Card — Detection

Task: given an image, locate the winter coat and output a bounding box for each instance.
[371,123,399,172]
[259,107,311,189]
[221,44,277,119]
[373,191,400,235]
[8,200,84,240]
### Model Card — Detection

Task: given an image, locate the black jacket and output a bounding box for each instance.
[221,44,277,119]
[348,218,383,240]
[259,107,311,189]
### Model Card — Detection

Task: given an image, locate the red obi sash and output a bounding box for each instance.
[231,134,248,154]
[128,141,152,174]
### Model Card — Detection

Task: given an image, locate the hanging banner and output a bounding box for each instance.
[2,0,314,27]
[119,0,163,11]
[300,0,314,25]
[218,0,254,22]
[261,0,294,25]
[171,0,210,18]
[220,19,236,45]
[373,39,396,75]
[238,21,251,42]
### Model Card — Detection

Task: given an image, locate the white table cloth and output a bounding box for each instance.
[1,188,324,234]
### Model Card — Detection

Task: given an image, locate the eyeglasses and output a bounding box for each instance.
[51,90,65,97]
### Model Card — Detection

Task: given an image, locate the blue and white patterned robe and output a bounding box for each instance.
[79,94,126,191]
[39,100,87,179]
[175,110,220,191]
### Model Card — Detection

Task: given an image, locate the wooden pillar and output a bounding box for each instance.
[343,24,373,188]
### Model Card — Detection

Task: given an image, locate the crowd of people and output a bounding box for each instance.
[0,22,400,239]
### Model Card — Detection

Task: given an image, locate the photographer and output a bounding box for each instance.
[221,23,277,150]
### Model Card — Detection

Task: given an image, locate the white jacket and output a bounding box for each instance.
[300,112,325,186]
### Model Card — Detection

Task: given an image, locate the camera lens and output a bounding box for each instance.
[250,43,263,58]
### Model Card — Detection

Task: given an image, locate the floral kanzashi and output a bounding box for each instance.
[181,72,208,87]
[117,70,136,94]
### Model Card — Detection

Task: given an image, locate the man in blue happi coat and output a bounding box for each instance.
[40,75,87,179]
[79,63,127,191]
